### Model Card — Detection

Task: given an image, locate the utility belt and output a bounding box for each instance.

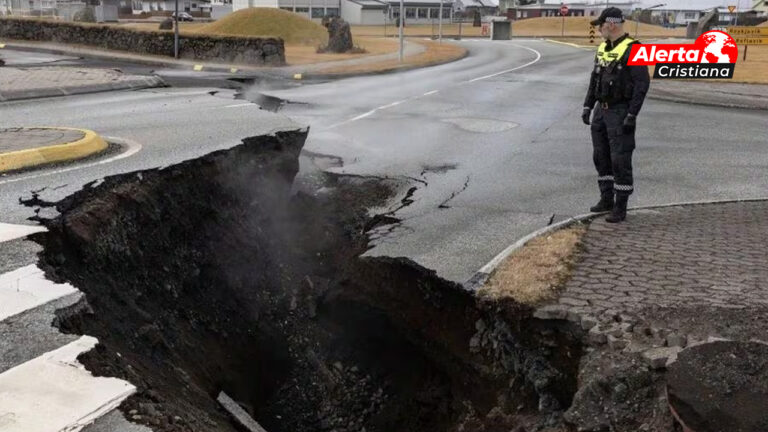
[597,101,628,110]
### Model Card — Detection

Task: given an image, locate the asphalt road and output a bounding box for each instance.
[261,39,768,282]
[2,40,767,284]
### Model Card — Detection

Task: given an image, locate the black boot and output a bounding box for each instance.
[590,194,614,213]
[605,194,628,223]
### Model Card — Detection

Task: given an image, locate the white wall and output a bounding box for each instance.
[340,0,361,23]
[211,3,231,17]
[360,8,386,24]
[233,0,277,11]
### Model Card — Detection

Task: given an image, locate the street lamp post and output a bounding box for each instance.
[438,0,443,42]
[399,0,404,62]
[174,0,179,58]
[635,3,665,38]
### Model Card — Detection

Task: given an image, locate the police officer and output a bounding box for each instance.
[582,7,650,223]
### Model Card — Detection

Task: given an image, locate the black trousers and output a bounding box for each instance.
[590,104,635,197]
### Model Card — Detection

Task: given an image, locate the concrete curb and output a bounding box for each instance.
[0,127,108,172]
[0,75,166,102]
[647,92,768,111]
[463,197,768,291]
[0,39,469,82]
[304,48,470,80]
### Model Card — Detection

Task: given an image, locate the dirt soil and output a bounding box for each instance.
[27,130,584,432]
[667,341,768,432]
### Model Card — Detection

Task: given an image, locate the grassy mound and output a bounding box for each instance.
[198,8,328,45]
[513,16,685,37]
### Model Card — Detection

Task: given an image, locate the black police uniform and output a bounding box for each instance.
[583,33,650,222]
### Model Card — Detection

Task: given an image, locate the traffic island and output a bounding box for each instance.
[0,127,108,173]
[0,66,165,102]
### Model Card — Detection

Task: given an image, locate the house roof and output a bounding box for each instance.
[514,1,633,9]
[347,0,387,8]
[633,0,730,11]
[381,0,452,5]
[459,0,499,8]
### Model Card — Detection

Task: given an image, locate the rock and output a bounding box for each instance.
[533,304,568,320]
[587,327,607,346]
[322,17,353,53]
[665,333,687,348]
[642,347,682,369]
[469,334,481,350]
[667,341,768,432]
[159,18,174,30]
[580,315,598,331]
[475,319,486,332]
[608,334,628,350]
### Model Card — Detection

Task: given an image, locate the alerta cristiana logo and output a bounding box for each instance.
[628,31,738,79]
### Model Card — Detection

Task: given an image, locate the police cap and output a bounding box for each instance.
[590,7,625,26]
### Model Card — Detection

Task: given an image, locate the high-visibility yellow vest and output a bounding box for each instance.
[596,37,635,66]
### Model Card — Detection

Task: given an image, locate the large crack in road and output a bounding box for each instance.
[22,129,586,432]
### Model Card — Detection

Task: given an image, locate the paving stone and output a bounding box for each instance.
[555,201,768,345]
[643,347,682,369]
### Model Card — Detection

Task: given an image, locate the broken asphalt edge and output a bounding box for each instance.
[463,196,768,291]
[0,127,108,173]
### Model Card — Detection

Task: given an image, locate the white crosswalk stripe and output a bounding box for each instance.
[0,265,78,322]
[0,336,136,432]
[0,224,141,432]
[0,222,46,243]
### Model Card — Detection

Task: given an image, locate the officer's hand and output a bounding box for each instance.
[623,113,637,133]
[581,108,591,125]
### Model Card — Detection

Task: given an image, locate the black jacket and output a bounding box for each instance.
[584,34,650,116]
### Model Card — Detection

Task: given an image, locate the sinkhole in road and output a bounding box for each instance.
[27,130,583,432]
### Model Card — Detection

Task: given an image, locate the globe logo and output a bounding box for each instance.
[696,30,739,64]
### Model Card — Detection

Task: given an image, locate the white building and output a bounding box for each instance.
[634,0,730,26]
[231,0,452,23]
[340,0,387,25]
[123,0,212,14]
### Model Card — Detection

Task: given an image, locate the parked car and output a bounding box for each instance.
[171,12,194,21]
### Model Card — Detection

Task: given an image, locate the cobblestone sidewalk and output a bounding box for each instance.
[0,66,164,101]
[537,201,768,361]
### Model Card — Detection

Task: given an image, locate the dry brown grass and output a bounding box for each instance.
[648,45,768,84]
[351,17,685,38]
[198,8,328,44]
[513,16,685,38]
[316,38,466,74]
[478,224,587,307]
[285,37,398,65]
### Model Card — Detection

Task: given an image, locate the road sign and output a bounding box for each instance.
[728,26,768,36]
[728,5,736,12]
[733,36,768,45]
[560,5,569,15]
